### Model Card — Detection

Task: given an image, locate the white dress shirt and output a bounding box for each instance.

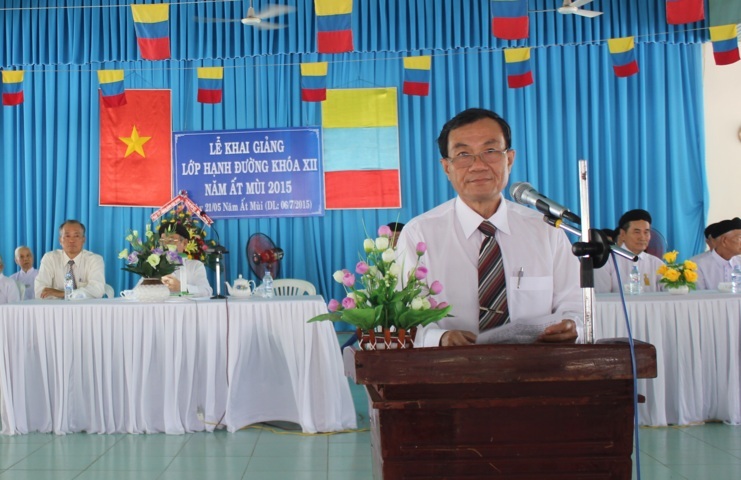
[0,274,21,304]
[594,247,664,293]
[10,267,38,300]
[690,250,741,290]
[173,259,213,297]
[397,196,583,347]
[34,249,106,299]
[134,259,213,297]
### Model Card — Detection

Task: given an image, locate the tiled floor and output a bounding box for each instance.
[1,335,740,479]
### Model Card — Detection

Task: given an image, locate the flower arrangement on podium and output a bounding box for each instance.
[308,225,452,349]
[119,225,184,301]
[119,225,183,278]
[158,205,217,264]
[657,250,698,294]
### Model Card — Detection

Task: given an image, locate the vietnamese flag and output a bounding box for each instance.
[665,0,704,25]
[99,89,172,206]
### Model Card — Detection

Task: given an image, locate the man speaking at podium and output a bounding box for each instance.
[396,108,582,347]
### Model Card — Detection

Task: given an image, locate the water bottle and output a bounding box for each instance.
[262,271,274,299]
[731,265,741,294]
[629,265,641,295]
[64,271,74,300]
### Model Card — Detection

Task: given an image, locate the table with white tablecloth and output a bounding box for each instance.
[0,296,356,435]
[595,291,741,427]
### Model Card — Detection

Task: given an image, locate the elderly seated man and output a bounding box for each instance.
[10,245,38,300]
[595,209,664,293]
[35,220,106,299]
[690,218,741,290]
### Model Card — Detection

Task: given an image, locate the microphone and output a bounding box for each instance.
[509,182,582,225]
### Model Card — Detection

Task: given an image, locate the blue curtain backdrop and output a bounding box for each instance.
[0,0,709,312]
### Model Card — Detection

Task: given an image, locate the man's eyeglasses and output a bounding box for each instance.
[446,148,509,169]
[159,236,184,247]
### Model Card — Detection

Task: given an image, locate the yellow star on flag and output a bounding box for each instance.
[119,125,152,158]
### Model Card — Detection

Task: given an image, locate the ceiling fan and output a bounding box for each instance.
[556,0,603,18]
[197,1,295,30]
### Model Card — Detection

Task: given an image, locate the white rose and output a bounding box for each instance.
[368,266,379,277]
[363,238,375,253]
[375,237,389,251]
[346,292,357,301]
[381,248,396,263]
[118,249,129,259]
[332,270,344,283]
[411,297,424,310]
[421,298,431,310]
[389,263,401,277]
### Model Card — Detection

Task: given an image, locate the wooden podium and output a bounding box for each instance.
[345,339,657,480]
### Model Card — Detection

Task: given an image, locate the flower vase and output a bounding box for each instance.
[134,278,171,301]
[667,285,690,295]
[357,327,416,350]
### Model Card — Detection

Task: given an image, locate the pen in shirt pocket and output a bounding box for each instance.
[516,267,524,289]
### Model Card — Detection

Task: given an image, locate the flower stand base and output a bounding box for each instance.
[667,285,690,295]
[134,278,171,302]
[357,327,416,350]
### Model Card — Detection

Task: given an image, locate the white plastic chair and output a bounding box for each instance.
[104,284,115,299]
[272,278,316,296]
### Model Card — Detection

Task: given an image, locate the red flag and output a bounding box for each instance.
[666,0,704,25]
[99,90,172,206]
[325,170,401,208]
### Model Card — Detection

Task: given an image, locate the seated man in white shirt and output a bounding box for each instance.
[0,255,22,304]
[396,108,582,347]
[35,220,106,299]
[690,217,741,290]
[10,245,38,300]
[594,209,664,293]
[157,223,213,297]
[690,222,721,266]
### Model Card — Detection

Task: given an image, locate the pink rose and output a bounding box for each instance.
[341,297,356,310]
[437,301,449,309]
[378,225,392,237]
[430,280,443,295]
[416,242,427,255]
[414,266,428,280]
[328,299,340,312]
[355,261,369,275]
[428,297,438,309]
[342,272,356,287]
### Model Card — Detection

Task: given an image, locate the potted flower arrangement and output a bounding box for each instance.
[309,225,451,349]
[119,225,184,300]
[657,250,698,294]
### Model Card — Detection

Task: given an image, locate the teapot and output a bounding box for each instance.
[225,274,256,297]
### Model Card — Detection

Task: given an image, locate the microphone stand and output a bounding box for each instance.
[577,160,596,344]
[544,217,638,263]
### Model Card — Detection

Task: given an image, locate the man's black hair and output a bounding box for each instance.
[437,108,512,158]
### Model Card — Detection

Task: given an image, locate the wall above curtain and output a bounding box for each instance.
[0,0,711,307]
